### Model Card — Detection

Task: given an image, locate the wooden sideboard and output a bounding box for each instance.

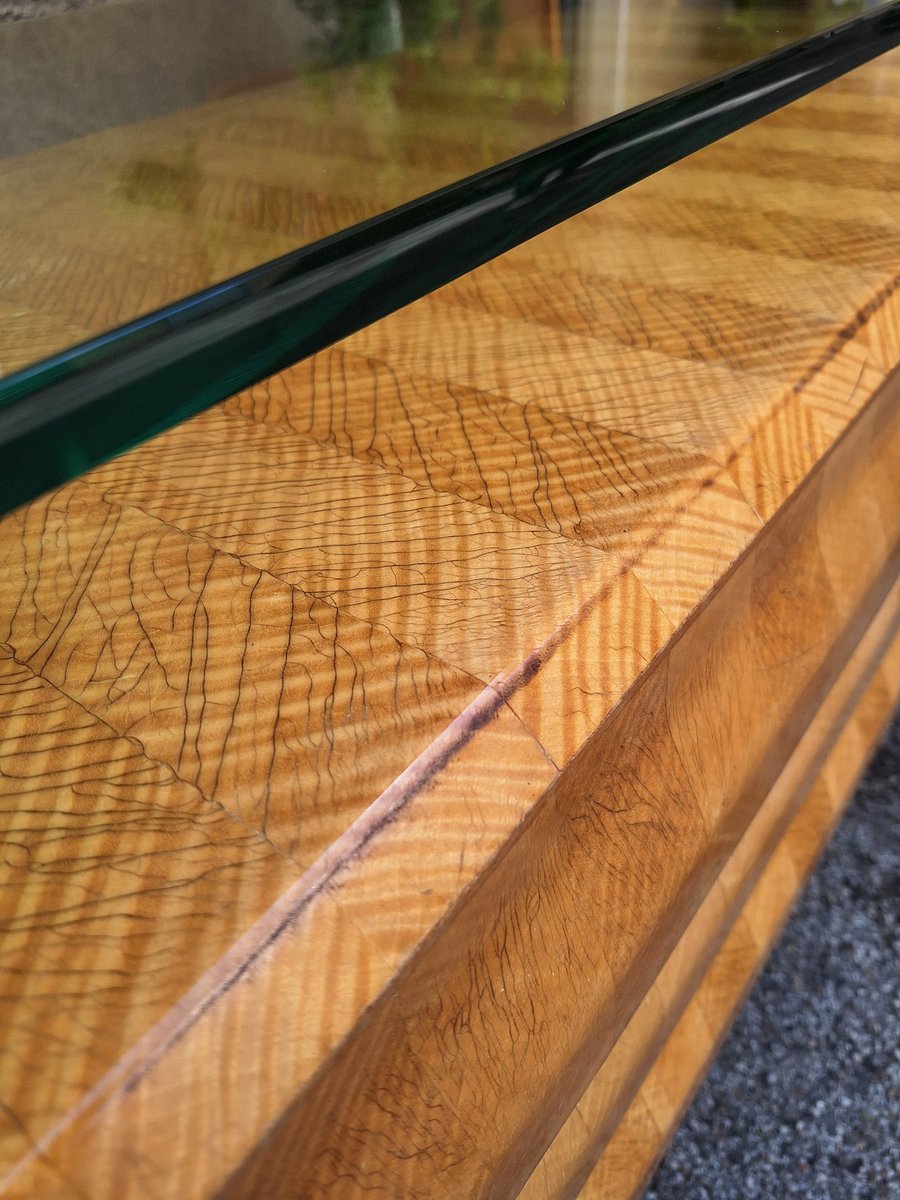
[1,46,899,1200]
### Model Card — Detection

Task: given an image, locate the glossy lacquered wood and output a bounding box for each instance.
[583,619,900,1200]
[1,48,899,1200]
[528,581,900,1200]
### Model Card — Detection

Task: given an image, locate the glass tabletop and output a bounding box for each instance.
[1,0,898,513]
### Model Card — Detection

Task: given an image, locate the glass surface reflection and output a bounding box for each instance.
[0,0,872,377]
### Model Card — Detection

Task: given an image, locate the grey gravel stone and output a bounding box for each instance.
[646,707,900,1200]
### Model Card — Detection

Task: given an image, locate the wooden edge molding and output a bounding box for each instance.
[523,575,900,1199]
[597,622,900,1200]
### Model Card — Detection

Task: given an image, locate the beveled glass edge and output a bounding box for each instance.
[2,2,899,515]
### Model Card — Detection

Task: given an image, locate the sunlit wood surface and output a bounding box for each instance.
[1,46,899,1200]
[531,585,900,1200]
[0,0,868,376]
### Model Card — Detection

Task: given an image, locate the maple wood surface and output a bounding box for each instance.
[0,0,845,375]
[1,46,899,1200]
[528,582,900,1200]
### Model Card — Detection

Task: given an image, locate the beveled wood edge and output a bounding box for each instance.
[580,624,900,1200]
[472,271,900,719]
[522,571,900,1200]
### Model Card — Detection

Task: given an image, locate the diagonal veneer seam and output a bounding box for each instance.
[0,679,553,1193]
[0,642,292,865]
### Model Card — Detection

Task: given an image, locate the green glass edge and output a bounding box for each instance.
[1,2,898,515]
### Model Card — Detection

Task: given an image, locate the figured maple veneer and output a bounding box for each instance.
[0,650,302,1175]
[0,484,481,859]
[579,621,900,1200]
[0,0,860,376]
[207,368,899,1200]
[525,581,900,1200]
[1,48,900,1200]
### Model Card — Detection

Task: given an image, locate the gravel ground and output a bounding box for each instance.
[646,708,900,1200]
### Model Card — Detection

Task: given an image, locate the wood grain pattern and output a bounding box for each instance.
[0,649,301,1179]
[522,577,900,1200]
[1,46,899,1200]
[580,623,900,1200]
[0,0,853,376]
[0,482,481,860]
[204,367,898,1200]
